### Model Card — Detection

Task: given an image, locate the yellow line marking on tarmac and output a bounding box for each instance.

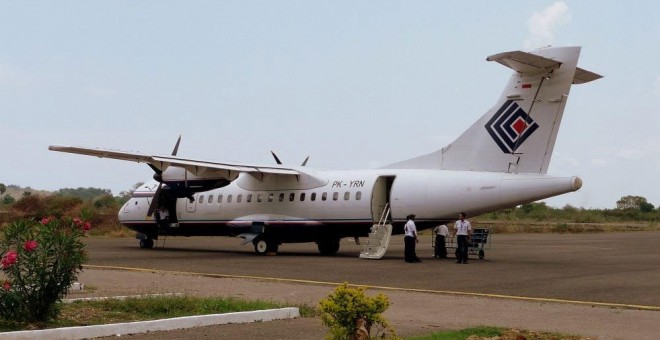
[84,264,660,312]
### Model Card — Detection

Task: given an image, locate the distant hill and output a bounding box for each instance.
[1,184,112,202]
[1,184,53,200]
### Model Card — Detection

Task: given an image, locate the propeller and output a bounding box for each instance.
[270,151,309,166]
[147,135,181,217]
[270,151,283,165]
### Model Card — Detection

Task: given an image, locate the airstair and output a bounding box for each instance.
[359,204,393,259]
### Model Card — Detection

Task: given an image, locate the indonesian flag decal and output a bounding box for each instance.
[485,100,539,154]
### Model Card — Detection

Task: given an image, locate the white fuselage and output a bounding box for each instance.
[119,168,580,243]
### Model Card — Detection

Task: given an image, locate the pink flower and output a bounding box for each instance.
[82,222,91,231]
[3,281,10,291]
[41,216,55,225]
[24,240,38,252]
[73,218,83,227]
[1,251,18,269]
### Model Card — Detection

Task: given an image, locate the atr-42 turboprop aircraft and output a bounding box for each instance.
[50,46,601,258]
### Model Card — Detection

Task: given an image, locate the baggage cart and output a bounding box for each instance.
[434,227,492,259]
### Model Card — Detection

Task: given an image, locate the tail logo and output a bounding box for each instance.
[485,100,539,154]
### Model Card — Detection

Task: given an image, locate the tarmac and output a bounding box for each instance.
[17,232,660,339]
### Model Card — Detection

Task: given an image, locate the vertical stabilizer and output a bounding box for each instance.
[385,46,601,174]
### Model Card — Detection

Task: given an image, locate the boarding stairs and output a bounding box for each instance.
[359,204,393,259]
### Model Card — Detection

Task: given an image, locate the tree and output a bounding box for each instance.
[117,182,145,204]
[2,194,15,205]
[616,195,649,210]
[640,202,655,213]
[0,183,6,195]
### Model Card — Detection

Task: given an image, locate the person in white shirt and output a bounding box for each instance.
[453,212,472,264]
[432,224,449,258]
[404,214,421,263]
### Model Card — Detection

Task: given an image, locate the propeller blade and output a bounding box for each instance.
[301,156,309,166]
[147,183,162,217]
[171,135,182,156]
[270,151,283,165]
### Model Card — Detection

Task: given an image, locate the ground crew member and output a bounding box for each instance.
[433,223,448,258]
[404,214,421,263]
[453,212,472,264]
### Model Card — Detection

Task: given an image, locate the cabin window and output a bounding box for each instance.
[247,194,252,203]
[279,193,285,202]
[257,194,263,202]
[311,192,317,201]
[218,194,223,203]
[300,193,306,201]
[268,193,274,202]
[208,195,214,203]
[199,195,205,203]
[237,194,243,203]
[322,192,327,201]
[356,191,362,200]
[344,192,350,200]
[289,193,295,202]
[227,194,233,203]
[333,192,338,201]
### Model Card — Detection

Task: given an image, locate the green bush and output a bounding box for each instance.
[0,217,89,323]
[319,283,397,339]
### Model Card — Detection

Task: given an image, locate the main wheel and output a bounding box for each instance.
[317,238,340,256]
[139,238,154,249]
[254,237,278,255]
[478,249,485,259]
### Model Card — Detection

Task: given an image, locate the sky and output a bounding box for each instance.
[1,1,659,209]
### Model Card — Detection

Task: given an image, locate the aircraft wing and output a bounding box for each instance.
[48,145,301,177]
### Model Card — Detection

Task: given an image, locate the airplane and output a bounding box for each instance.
[49,46,601,258]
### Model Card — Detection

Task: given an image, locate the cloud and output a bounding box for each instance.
[524,1,571,50]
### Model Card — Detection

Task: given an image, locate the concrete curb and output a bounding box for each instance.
[1,307,300,340]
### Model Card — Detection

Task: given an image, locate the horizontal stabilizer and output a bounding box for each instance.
[573,67,603,84]
[487,50,561,76]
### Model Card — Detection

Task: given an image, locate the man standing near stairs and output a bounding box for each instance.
[404,214,421,263]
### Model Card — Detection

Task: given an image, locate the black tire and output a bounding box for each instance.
[139,239,154,249]
[317,238,340,255]
[253,237,278,255]
[478,249,485,259]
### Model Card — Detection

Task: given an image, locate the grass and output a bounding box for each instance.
[406,326,591,340]
[0,295,317,332]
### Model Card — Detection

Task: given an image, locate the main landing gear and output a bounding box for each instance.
[139,238,154,249]
[317,237,340,256]
[253,236,279,255]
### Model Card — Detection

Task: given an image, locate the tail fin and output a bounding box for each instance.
[386,46,601,174]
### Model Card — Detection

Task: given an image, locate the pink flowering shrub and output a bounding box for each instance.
[0,217,89,322]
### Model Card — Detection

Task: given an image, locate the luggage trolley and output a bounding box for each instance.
[436,227,492,259]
